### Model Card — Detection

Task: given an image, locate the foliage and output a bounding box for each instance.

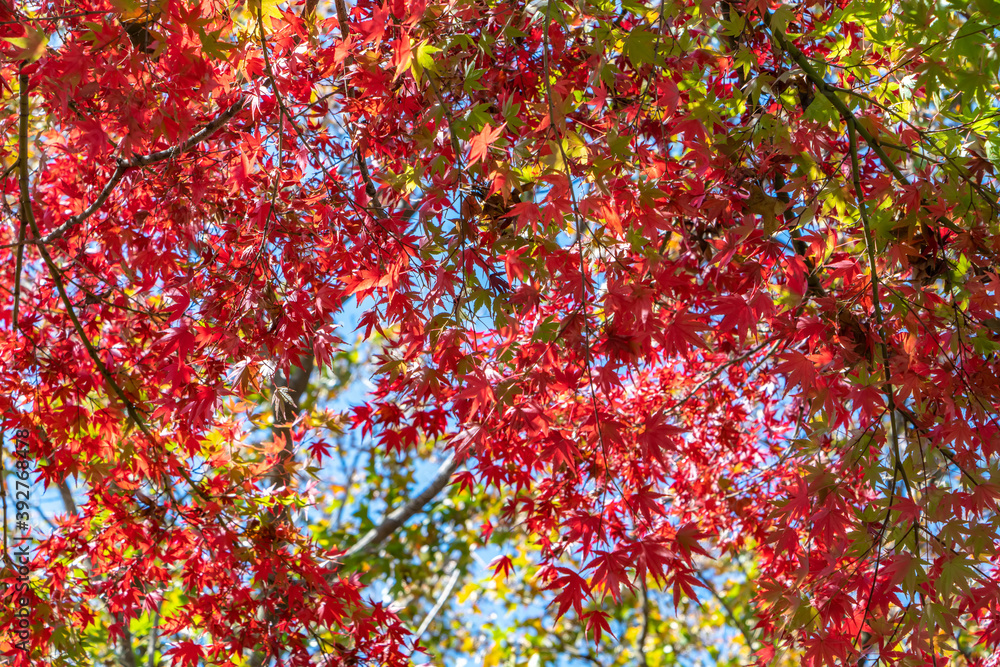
[1,0,1000,664]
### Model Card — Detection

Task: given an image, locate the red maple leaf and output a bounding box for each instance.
[467,123,505,167]
[164,642,205,667]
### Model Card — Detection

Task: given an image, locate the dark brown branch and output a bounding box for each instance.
[146,605,159,667]
[40,97,245,244]
[302,0,319,20]
[12,75,224,504]
[333,0,350,40]
[263,356,314,515]
[13,68,29,331]
[57,480,77,516]
[638,583,650,667]
[763,11,990,250]
[356,149,388,219]
[120,624,137,667]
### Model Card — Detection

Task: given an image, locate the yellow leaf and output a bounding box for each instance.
[249,0,283,30]
[745,183,786,237]
[5,26,48,62]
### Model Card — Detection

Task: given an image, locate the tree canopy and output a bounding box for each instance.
[2,0,1000,664]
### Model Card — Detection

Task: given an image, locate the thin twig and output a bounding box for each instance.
[694,571,757,651]
[847,119,911,498]
[412,563,461,645]
[332,0,388,220]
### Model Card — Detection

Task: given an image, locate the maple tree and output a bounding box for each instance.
[2,0,1000,664]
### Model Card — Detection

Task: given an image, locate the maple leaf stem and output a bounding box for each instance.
[248,25,404,252]
[853,463,897,652]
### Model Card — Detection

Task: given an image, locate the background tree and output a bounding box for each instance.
[1,0,1000,665]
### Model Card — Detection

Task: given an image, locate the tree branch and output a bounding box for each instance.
[412,562,461,645]
[146,605,159,667]
[847,119,911,498]
[331,0,388,220]
[342,453,460,560]
[264,356,314,516]
[638,582,650,667]
[21,164,211,503]
[763,11,987,247]
[39,96,245,244]
[120,624,138,667]
[694,572,757,651]
[12,67,29,331]
[57,480,77,516]
[20,86,131,667]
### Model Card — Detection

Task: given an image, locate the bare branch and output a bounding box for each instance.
[263,356,314,513]
[638,583,650,667]
[331,0,388,220]
[412,563,461,645]
[58,480,77,516]
[847,119,911,498]
[120,624,137,667]
[342,453,460,560]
